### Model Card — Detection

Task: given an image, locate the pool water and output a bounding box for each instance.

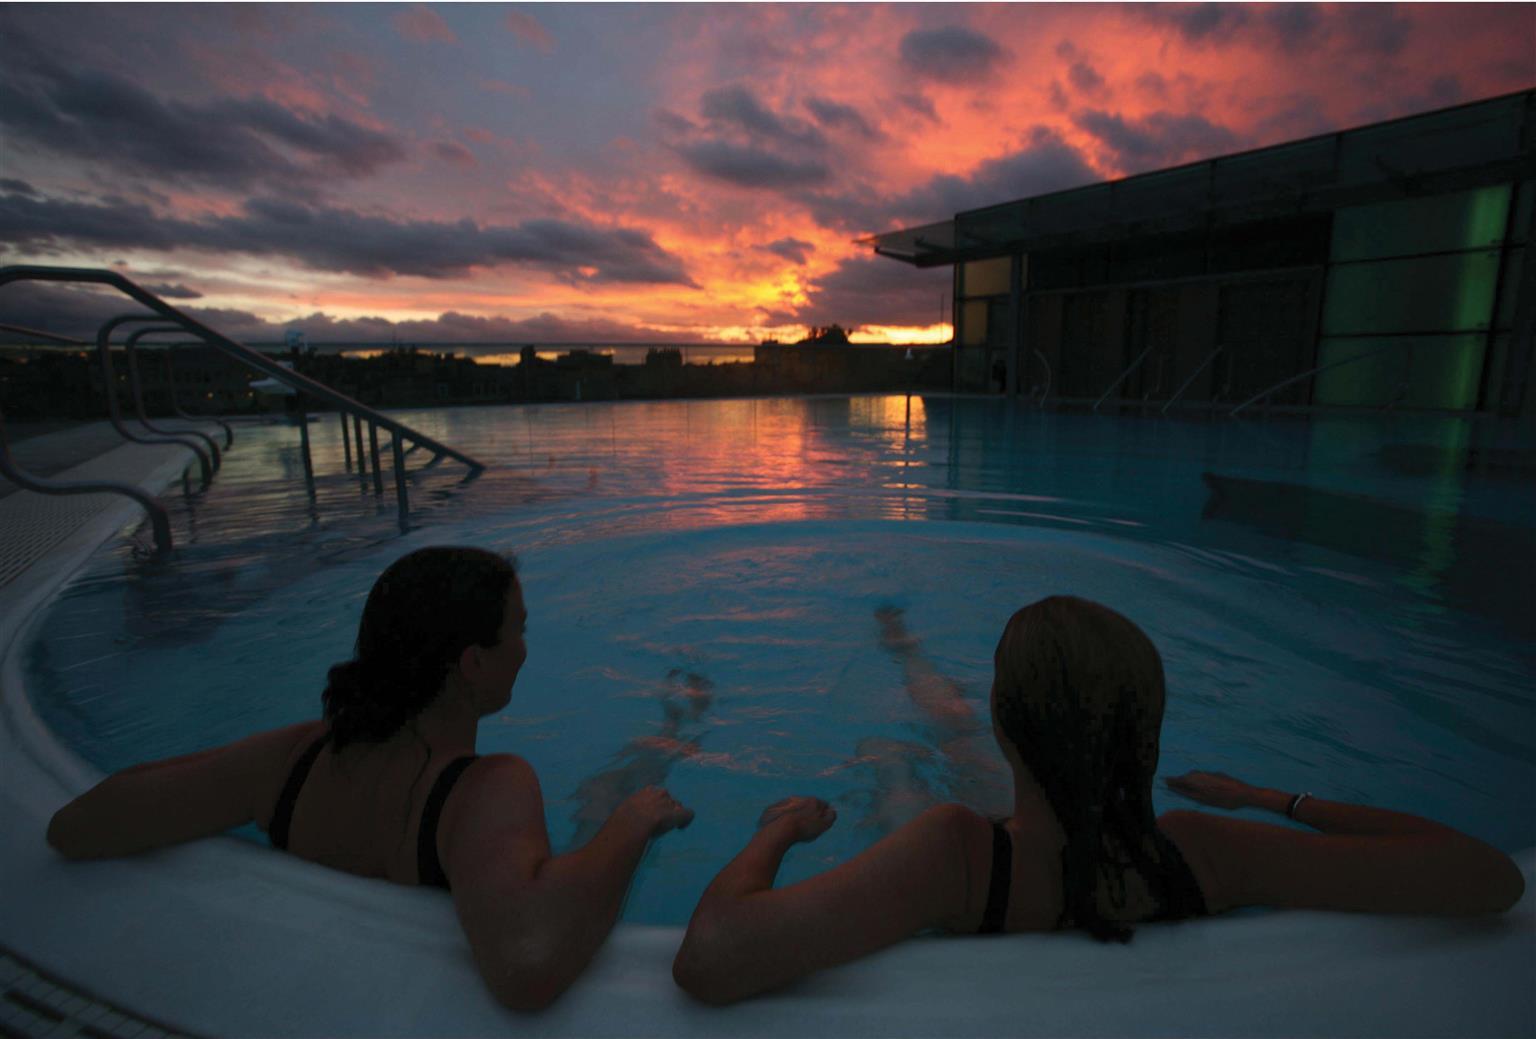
[24,396,1536,924]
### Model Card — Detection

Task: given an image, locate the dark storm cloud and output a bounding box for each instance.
[756,238,815,265]
[699,85,826,149]
[898,26,1007,84]
[1067,61,1105,94]
[431,140,478,167]
[0,283,675,344]
[763,254,949,329]
[0,283,155,340]
[0,191,697,285]
[144,283,204,300]
[796,127,1097,233]
[0,192,184,251]
[0,51,406,190]
[894,93,940,123]
[670,140,831,189]
[1136,3,1383,55]
[0,179,38,197]
[1073,109,1238,170]
[803,97,884,141]
[1139,3,1252,43]
[652,109,698,135]
[1341,4,1411,56]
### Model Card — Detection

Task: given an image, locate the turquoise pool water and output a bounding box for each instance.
[24,396,1536,924]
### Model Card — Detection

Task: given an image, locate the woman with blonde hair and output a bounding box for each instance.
[673,595,1524,1004]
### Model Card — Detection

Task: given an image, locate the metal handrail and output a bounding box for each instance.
[158,340,235,449]
[0,320,235,450]
[1161,345,1224,415]
[2,265,488,533]
[0,266,486,471]
[95,313,214,488]
[1228,342,1403,417]
[0,402,172,554]
[122,324,223,467]
[1031,348,1051,409]
[1093,342,1157,413]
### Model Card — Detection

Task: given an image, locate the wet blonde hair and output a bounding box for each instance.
[991,595,1186,942]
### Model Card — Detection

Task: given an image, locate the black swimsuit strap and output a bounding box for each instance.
[979,820,1012,934]
[269,735,328,851]
[417,756,479,889]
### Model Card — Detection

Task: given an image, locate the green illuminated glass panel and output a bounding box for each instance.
[962,257,1011,297]
[1322,251,1500,335]
[1331,185,1511,261]
[1313,335,1485,410]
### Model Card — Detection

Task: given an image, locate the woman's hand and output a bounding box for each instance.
[757,796,837,843]
[1164,770,1266,810]
[619,786,695,837]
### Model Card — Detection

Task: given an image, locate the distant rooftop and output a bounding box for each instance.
[867,88,1536,268]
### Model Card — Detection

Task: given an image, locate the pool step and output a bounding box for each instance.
[0,948,197,1039]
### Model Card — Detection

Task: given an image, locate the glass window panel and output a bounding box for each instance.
[963,256,1012,297]
[1331,185,1512,261]
[986,299,1012,347]
[956,344,987,390]
[961,299,989,346]
[1313,335,1486,410]
[1495,247,1522,331]
[1512,179,1534,244]
[1322,251,1501,335]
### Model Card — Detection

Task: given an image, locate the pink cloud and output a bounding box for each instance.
[392,4,456,44]
[505,11,554,52]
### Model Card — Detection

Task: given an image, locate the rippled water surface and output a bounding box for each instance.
[25,396,1536,923]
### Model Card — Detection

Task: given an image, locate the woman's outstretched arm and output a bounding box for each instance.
[673,796,978,1006]
[441,757,692,1012]
[1164,771,1525,916]
[46,721,317,858]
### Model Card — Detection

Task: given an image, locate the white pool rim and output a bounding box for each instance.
[1,451,1531,1039]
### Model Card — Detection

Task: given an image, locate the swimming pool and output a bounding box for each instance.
[21,395,1536,930]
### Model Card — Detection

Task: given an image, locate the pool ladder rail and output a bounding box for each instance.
[0,265,488,552]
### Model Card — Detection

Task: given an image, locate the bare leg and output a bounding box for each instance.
[565,669,714,850]
[872,606,1011,818]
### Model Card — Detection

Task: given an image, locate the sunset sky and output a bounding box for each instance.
[2,2,1531,345]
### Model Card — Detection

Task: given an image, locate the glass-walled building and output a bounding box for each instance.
[869,90,1535,416]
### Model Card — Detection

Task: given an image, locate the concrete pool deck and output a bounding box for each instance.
[0,424,1532,1038]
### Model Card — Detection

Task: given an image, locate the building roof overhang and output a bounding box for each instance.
[864,88,1536,268]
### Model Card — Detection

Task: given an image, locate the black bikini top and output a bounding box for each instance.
[268,735,478,889]
[976,820,1209,935]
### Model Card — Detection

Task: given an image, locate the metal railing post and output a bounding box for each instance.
[1162,345,1224,415]
[392,436,409,531]
[340,411,353,470]
[1229,342,1403,418]
[162,345,233,448]
[95,314,213,489]
[297,396,315,494]
[352,413,367,480]
[124,325,222,467]
[368,421,384,494]
[1,265,486,472]
[1093,343,1157,414]
[0,403,173,553]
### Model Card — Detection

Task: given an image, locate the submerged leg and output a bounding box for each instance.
[565,669,714,850]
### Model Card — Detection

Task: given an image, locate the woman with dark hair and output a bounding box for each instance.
[672,595,1525,1005]
[47,546,693,1011]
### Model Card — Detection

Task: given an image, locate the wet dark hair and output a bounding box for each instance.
[991,595,1187,943]
[322,546,519,750]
